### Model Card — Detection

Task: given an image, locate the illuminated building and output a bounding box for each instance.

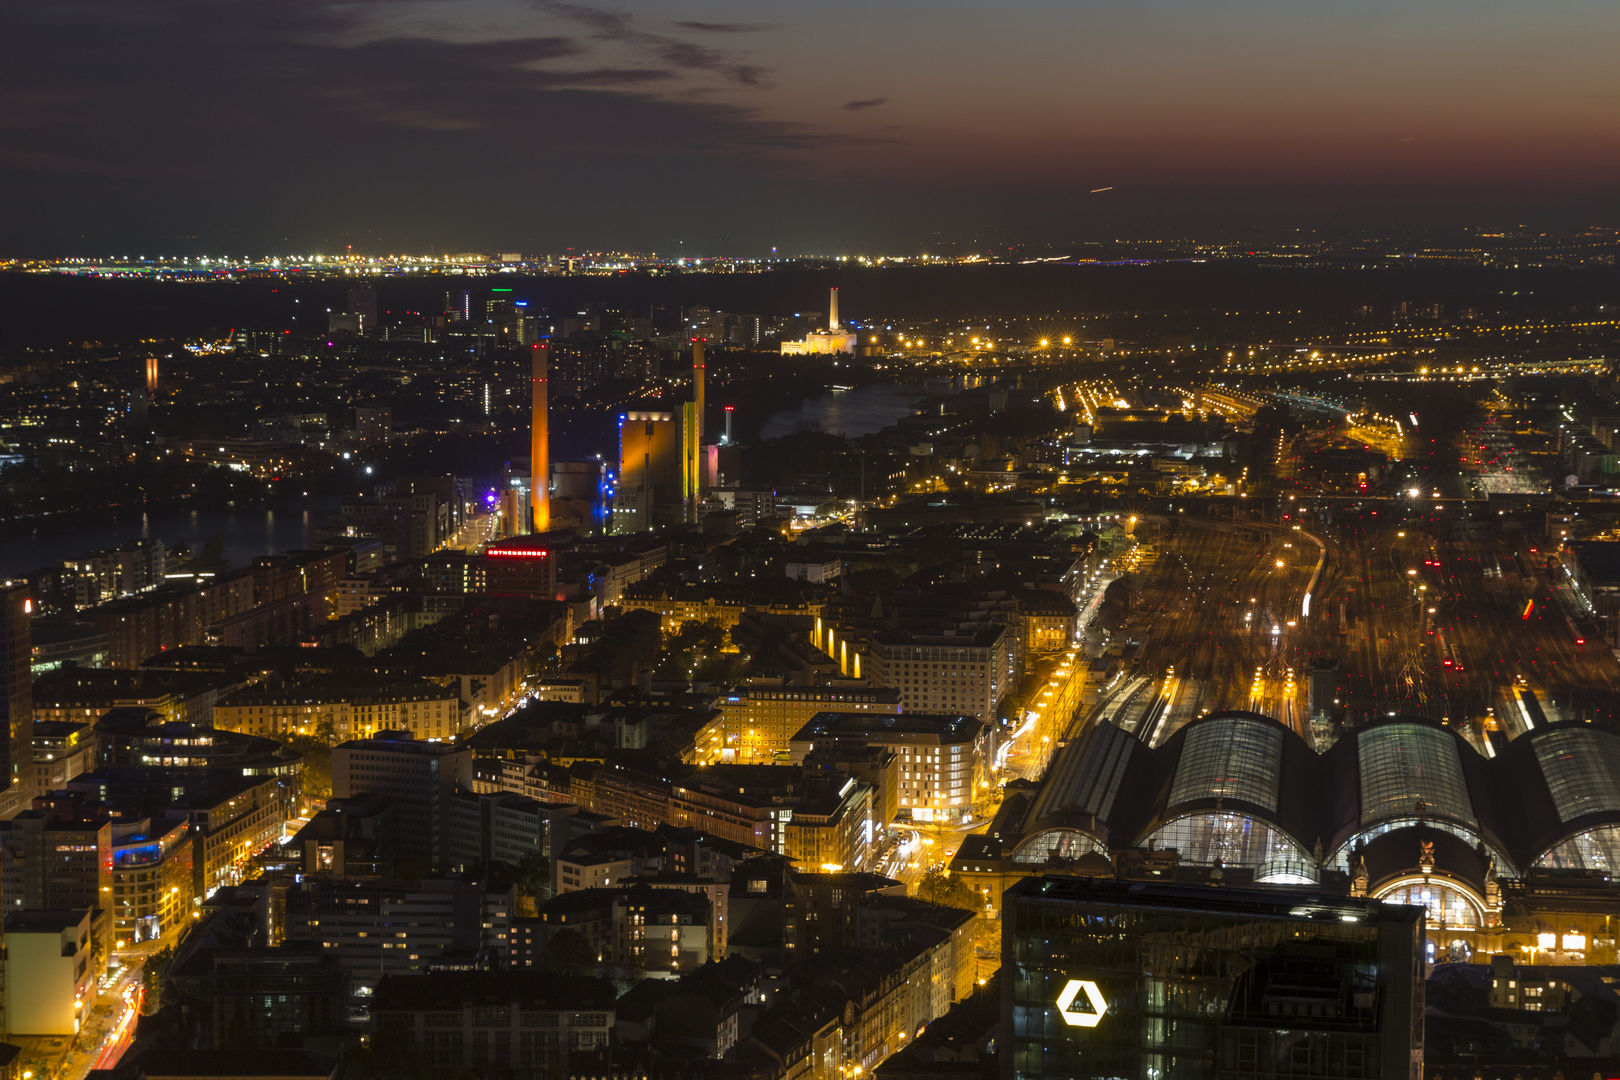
[682,400,700,522]
[1,908,102,1036]
[692,338,707,442]
[956,711,1620,966]
[0,810,111,913]
[355,405,391,443]
[608,339,712,531]
[481,536,558,599]
[780,287,859,355]
[788,712,985,824]
[111,815,195,943]
[614,411,683,533]
[497,481,529,539]
[864,625,1015,723]
[212,677,467,742]
[687,338,707,521]
[530,343,550,532]
[781,780,876,873]
[687,684,901,765]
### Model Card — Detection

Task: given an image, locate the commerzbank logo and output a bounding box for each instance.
[1056,979,1107,1027]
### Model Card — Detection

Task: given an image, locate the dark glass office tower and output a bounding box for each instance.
[0,581,32,814]
[1003,876,1424,1080]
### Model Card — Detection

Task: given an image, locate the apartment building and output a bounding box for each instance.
[788,713,986,824]
[688,682,901,765]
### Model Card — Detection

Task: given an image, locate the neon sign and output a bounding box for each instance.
[1056,979,1107,1028]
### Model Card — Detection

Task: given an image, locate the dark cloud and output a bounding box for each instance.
[2,0,1599,255]
[672,21,775,34]
[534,1,771,86]
[0,0,865,254]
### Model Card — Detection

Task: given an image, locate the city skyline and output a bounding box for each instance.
[5,0,1619,254]
[6,5,1620,1077]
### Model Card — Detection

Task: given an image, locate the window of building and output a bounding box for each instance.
[1143,812,1318,883]
[1376,880,1481,929]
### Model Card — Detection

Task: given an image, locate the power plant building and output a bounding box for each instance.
[781,287,858,355]
[609,338,712,532]
[613,411,684,533]
[530,343,550,532]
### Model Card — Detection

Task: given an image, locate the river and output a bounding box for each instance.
[0,502,335,578]
[759,382,943,441]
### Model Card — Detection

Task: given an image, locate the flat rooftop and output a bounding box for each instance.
[793,711,984,744]
[1008,874,1421,925]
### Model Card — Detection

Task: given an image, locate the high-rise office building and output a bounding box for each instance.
[348,284,378,334]
[356,405,391,443]
[1002,876,1424,1080]
[332,732,473,871]
[0,582,34,816]
[445,289,472,323]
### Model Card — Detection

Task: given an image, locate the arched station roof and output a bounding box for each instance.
[1017,709,1620,881]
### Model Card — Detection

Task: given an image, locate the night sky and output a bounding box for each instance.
[5,0,1618,255]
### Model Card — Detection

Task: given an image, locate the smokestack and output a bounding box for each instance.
[530,343,550,533]
[692,338,706,442]
[682,400,700,523]
[724,405,733,444]
[828,287,840,330]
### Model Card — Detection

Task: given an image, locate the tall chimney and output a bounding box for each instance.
[828,287,840,330]
[530,343,550,533]
[692,338,706,442]
[724,405,733,444]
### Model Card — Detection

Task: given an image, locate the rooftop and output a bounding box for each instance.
[2,909,89,933]
[792,711,984,745]
[371,970,616,1011]
[1010,875,1421,925]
